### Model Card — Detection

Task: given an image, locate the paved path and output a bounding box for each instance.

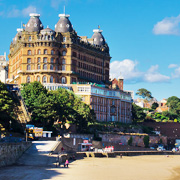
[0,140,62,180]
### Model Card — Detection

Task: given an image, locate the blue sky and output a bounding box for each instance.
[0,0,180,101]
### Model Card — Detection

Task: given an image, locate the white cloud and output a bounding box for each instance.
[110,60,170,83]
[172,66,180,78]
[22,5,37,17]
[110,59,143,83]
[168,64,178,68]
[153,15,180,35]
[0,5,37,18]
[143,65,170,83]
[51,0,68,10]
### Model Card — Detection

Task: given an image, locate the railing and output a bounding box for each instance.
[17,89,31,123]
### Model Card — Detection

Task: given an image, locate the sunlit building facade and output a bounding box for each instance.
[8,12,132,123]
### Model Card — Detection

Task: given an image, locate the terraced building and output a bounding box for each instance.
[7,13,132,123]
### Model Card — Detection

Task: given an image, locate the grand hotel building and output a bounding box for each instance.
[7,13,132,123]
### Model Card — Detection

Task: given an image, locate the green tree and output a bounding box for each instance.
[0,82,16,128]
[132,103,146,123]
[143,136,149,148]
[151,102,159,110]
[128,136,133,146]
[136,88,153,101]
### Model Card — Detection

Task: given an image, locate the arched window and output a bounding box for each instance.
[38,49,41,54]
[28,50,31,55]
[27,64,31,70]
[62,65,66,71]
[37,57,41,63]
[42,76,47,83]
[44,49,48,54]
[43,57,47,63]
[50,64,54,70]
[50,76,53,83]
[51,58,54,63]
[37,76,40,82]
[27,58,31,63]
[61,77,66,84]
[62,51,66,56]
[43,64,47,70]
[27,76,30,83]
[62,59,66,64]
[51,50,54,55]
[37,64,40,70]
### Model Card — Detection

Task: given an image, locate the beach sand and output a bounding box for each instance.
[53,155,180,180]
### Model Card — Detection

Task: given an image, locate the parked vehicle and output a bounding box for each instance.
[157,146,166,151]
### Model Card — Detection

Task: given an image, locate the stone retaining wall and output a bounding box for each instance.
[0,141,31,167]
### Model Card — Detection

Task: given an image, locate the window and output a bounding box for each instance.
[45,35,48,40]
[51,58,54,63]
[38,49,41,54]
[27,76,30,83]
[63,44,66,48]
[43,57,47,63]
[56,66,58,70]
[28,50,31,55]
[37,76,40,82]
[61,77,66,84]
[62,59,66,64]
[62,51,66,56]
[37,57,41,63]
[43,76,47,83]
[63,37,66,42]
[44,49,48,54]
[29,36,31,41]
[43,64,47,70]
[62,65,66,71]
[37,64,40,70]
[27,58,31,63]
[51,50,54,55]
[50,76,53,83]
[50,64,54,70]
[27,65,31,70]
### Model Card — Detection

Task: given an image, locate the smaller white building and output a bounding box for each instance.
[43,131,52,138]
[0,52,8,83]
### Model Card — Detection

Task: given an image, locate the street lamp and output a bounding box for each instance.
[9,120,12,137]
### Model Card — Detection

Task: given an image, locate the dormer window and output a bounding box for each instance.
[63,37,66,42]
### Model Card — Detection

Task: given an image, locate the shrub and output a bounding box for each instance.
[143,136,149,148]
[128,136,133,146]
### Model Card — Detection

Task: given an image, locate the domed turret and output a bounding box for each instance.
[55,14,73,33]
[25,13,43,33]
[92,29,105,46]
[40,26,55,35]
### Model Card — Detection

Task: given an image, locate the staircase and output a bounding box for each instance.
[12,89,31,127]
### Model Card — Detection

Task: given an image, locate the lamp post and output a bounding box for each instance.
[9,120,12,137]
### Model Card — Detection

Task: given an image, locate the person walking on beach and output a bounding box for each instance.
[64,159,69,168]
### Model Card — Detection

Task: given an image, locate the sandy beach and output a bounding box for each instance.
[1,155,180,180]
[54,155,180,180]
